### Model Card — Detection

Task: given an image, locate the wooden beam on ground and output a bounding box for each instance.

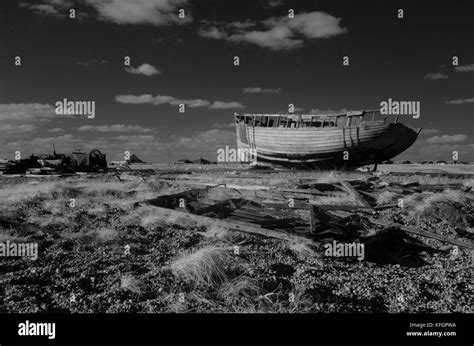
[186,182,272,191]
[374,203,399,210]
[314,204,374,212]
[309,205,317,233]
[340,181,373,208]
[187,181,349,197]
[369,218,474,250]
[309,204,343,233]
[143,205,314,245]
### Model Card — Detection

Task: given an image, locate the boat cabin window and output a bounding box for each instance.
[240,115,340,128]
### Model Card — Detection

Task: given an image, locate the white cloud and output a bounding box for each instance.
[179,99,212,108]
[420,128,440,135]
[115,94,210,108]
[426,134,467,144]
[48,128,65,133]
[267,0,283,8]
[199,11,347,50]
[230,26,303,50]
[209,101,245,109]
[454,64,474,72]
[22,3,62,16]
[78,59,108,66]
[115,94,242,109]
[227,20,256,29]
[0,124,37,132]
[125,63,160,76]
[198,27,227,39]
[424,72,448,80]
[272,12,347,39]
[111,135,155,142]
[445,98,474,104]
[309,108,348,114]
[85,0,191,25]
[277,107,304,114]
[211,122,235,129]
[175,129,235,149]
[0,103,59,122]
[115,94,168,105]
[22,0,191,25]
[243,87,281,94]
[78,124,153,132]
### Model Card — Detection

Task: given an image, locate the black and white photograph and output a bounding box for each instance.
[0,0,473,344]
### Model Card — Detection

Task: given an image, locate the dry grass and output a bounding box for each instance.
[59,230,92,241]
[403,193,425,207]
[200,223,239,244]
[219,276,262,306]
[204,186,242,202]
[120,274,144,296]
[288,240,316,257]
[316,171,341,184]
[86,204,108,216]
[122,205,200,229]
[376,191,398,205]
[94,228,117,241]
[414,189,466,215]
[27,215,69,229]
[170,246,230,287]
[463,179,474,189]
[410,189,471,227]
[0,181,59,206]
[0,229,29,242]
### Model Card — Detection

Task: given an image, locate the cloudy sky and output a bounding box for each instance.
[1,0,473,163]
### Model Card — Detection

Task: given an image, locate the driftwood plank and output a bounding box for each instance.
[369,218,474,250]
[145,205,314,245]
[314,204,374,212]
[186,181,348,196]
[374,203,399,210]
[340,181,373,208]
[309,205,318,233]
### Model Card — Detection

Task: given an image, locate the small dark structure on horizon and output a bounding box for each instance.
[174,159,192,164]
[192,157,211,165]
[174,157,211,165]
[1,146,107,174]
[127,153,146,164]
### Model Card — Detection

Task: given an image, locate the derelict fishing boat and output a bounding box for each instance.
[234,110,420,169]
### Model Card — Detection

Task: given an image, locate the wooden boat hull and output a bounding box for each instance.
[235,120,419,169]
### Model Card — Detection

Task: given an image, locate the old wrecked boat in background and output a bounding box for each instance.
[234,110,420,169]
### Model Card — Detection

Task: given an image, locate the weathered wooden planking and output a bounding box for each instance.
[369,218,474,250]
[184,181,349,197]
[339,181,373,208]
[145,205,314,245]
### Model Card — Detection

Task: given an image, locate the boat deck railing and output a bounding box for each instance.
[234,109,402,129]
